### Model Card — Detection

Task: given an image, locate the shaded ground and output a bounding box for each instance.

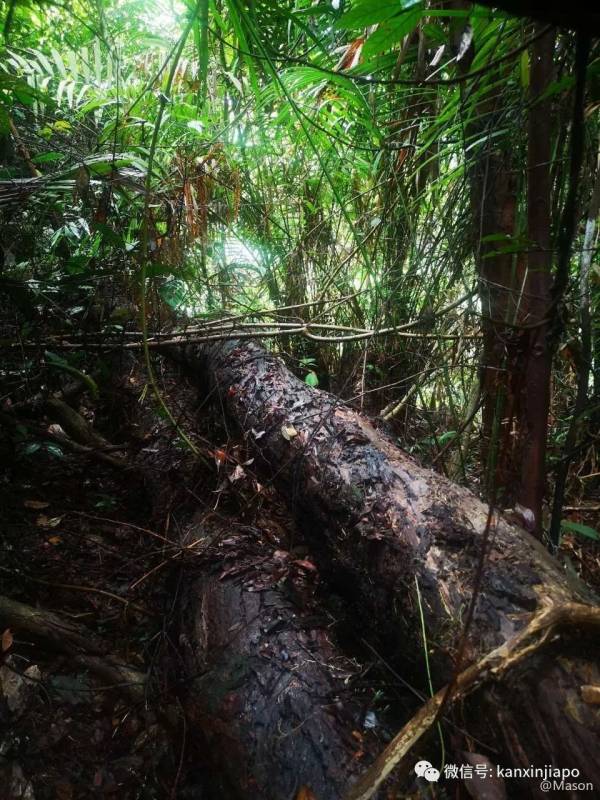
[0,358,397,799]
[1,349,599,800]
[1,364,200,799]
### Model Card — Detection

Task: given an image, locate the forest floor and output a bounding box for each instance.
[0,357,392,800]
[1,360,202,799]
[1,352,599,800]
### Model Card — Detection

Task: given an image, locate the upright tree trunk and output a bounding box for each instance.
[459,21,556,531]
[517,26,556,533]
[452,8,522,506]
[549,146,600,544]
[473,155,520,504]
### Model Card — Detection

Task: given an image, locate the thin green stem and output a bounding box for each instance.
[139,3,205,460]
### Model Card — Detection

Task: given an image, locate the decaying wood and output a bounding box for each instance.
[0,594,145,704]
[178,518,376,800]
[184,339,600,797]
[346,602,600,800]
[44,398,128,469]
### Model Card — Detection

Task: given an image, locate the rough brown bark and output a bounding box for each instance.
[185,339,600,798]
[177,518,376,800]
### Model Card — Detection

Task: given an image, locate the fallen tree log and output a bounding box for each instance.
[183,340,600,797]
[177,518,376,800]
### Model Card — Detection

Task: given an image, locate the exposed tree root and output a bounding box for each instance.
[0,594,145,704]
[346,601,600,800]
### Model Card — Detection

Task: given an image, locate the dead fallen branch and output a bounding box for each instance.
[0,291,480,351]
[345,601,600,800]
[0,594,145,704]
[44,398,129,469]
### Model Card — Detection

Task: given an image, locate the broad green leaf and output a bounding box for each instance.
[560,520,600,542]
[50,47,67,79]
[305,370,319,387]
[78,97,114,115]
[337,0,420,30]
[32,151,63,165]
[438,430,457,445]
[362,10,421,58]
[520,50,529,89]
[45,443,65,459]
[44,350,68,367]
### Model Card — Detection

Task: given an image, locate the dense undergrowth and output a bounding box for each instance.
[1,1,600,798]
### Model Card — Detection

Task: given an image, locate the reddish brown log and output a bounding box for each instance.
[178,519,376,800]
[185,340,600,798]
[517,25,555,533]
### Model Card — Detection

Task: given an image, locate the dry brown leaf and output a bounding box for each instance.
[229,464,245,483]
[213,448,228,467]
[295,787,317,800]
[2,628,13,652]
[24,500,49,509]
[581,684,600,704]
[293,558,318,572]
[335,37,365,71]
[36,515,62,528]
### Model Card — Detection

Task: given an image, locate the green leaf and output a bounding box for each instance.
[305,370,319,387]
[44,350,69,367]
[337,0,420,30]
[159,279,188,309]
[50,47,67,79]
[93,223,124,248]
[560,520,600,542]
[45,443,65,459]
[422,430,457,447]
[78,97,117,115]
[362,10,421,57]
[32,151,64,164]
[438,430,457,445]
[520,50,529,89]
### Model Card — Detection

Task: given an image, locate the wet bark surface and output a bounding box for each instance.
[177,519,376,800]
[183,339,600,798]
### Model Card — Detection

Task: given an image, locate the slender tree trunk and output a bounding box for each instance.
[517,26,556,533]
[471,152,521,505]
[451,7,522,506]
